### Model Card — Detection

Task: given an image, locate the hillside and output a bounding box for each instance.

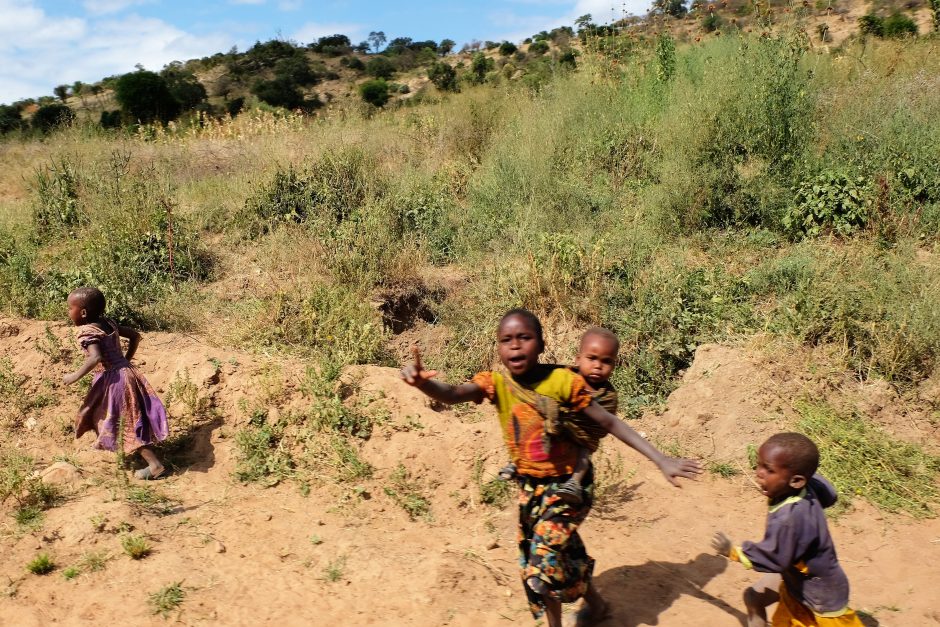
[0,13,939,626]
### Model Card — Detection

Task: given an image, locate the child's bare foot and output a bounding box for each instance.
[555,477,584,505]
[134,464,165,480]
[498,462,517,481]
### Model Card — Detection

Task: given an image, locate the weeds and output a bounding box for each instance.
[149,582,185,617]
[383,463,432,521]
[321,556,346,582]
[797,402,940,517]
[26,553,55,575]
[122,534,153,560]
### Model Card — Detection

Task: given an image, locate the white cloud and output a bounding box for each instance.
[291,21,363,45]
[487,0,652,42]
[278,0,302,10]
[230,0,266,4]
[0,1,234,103]
[82,0,152,15]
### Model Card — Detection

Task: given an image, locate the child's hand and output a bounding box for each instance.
[62,372,79,386]
[711,531,733,557]
[657,456,704,487]
[400,347,438,389]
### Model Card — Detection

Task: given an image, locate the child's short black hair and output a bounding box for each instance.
[765,432,819,477]
[499,308,544,347]
[69,287,106,319]
[581,327,620,353]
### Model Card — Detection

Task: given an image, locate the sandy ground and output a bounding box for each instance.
[1,318,938,626]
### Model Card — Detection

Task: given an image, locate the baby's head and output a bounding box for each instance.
[496,308,545,377]
[574,327,619,388]
[67,287,106,326]
[755,432,819,502]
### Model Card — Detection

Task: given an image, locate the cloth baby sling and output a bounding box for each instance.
[504,372,601,454]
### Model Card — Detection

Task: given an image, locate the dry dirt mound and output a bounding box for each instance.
[1,321,938,626]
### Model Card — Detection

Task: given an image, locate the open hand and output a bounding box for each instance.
[657,456,704,487]
[400,347,438,389]
[711,531,733,557]
[62,372,79,386]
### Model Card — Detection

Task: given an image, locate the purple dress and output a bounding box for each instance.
[74,320,169,454]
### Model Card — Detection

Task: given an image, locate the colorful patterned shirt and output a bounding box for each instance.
[472,365,593,478]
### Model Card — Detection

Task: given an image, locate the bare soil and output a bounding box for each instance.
[1,319,938,626]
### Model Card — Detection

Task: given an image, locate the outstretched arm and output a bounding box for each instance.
[117,325,141,361]
[400,347,485,405]
[63,343,102,385]
[583,402,703,487]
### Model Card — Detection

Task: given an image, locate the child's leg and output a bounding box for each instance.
[743,574,780,627]
[136,446,165,479]
[571,447,590,484]
[541,593,563,627]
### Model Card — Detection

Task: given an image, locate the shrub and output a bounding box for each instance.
[469,52,494,83]
[365,56,395,79]
[359,79,391,107]
[31,104,75,133]
[702,13,723,32]
[859,14,885,37]
[32,157,83,239]
[883,13,917,37]
[429,62,458,92]
[252,77,305,110]
[99,110,122,128]
[233,414,293,485]
[499,41,518,56]
[529,40,549,55]
[784,172,871,238]
[114,71,180,124]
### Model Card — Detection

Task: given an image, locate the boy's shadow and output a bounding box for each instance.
[593,553,748,626]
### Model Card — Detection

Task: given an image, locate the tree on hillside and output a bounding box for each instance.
[368,31,387,53]
[53,85,70,102]
[252,76,305,109]
[161,63,208,111]
[499,41,518,56]
[470,52,494,84]
[115,70,180,124]
[653,0,688,17]
[310,34,352,55]
[428,62,458,92]
[439,39,456,55]
[366,56,395,79]
[32,103,75,133]
[0,104,24,134]
[575,14,594,31]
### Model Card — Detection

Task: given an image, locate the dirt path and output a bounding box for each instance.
[1,319,938,625]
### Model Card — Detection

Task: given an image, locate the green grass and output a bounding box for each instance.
[121,534,153,560]
[707,461,741,478]
[62,566,80,580]
[149,582,185,617]
[321,556,346,582]
[26,552,55,575]
[797,402,940,518]
[125,485,176,516]
[383,463,432,521]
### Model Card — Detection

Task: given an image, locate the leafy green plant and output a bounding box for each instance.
[32,157,83,238]
[383,463,431,520]
[26,553,55,575]
[784,172,870,238]
[62,566,80,580]
[149,582,185,617]
[359,79,391,107]
[883,13,918,38]
[321,556,346,582]
[122,534,153,559]
[233,418,293,485]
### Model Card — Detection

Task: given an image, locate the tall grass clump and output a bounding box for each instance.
[797,402,940,517]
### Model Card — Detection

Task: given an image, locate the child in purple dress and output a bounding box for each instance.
[63,287,169,480]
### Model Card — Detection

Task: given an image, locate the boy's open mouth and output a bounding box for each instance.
[508,355,527,365]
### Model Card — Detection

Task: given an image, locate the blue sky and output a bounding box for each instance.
[0,0,650,104]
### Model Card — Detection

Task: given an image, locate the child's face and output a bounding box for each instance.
[66,295,86,326]
[497,314,543,377]
[574,334,617,388]
[755,443,804,502]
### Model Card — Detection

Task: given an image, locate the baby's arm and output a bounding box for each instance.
[400,348,485,405]
[583,401,703,486]
[63,343,102,385]
[117,325,141,361]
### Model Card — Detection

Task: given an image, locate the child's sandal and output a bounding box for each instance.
[134,466,165,481]
[554,478,584,505]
